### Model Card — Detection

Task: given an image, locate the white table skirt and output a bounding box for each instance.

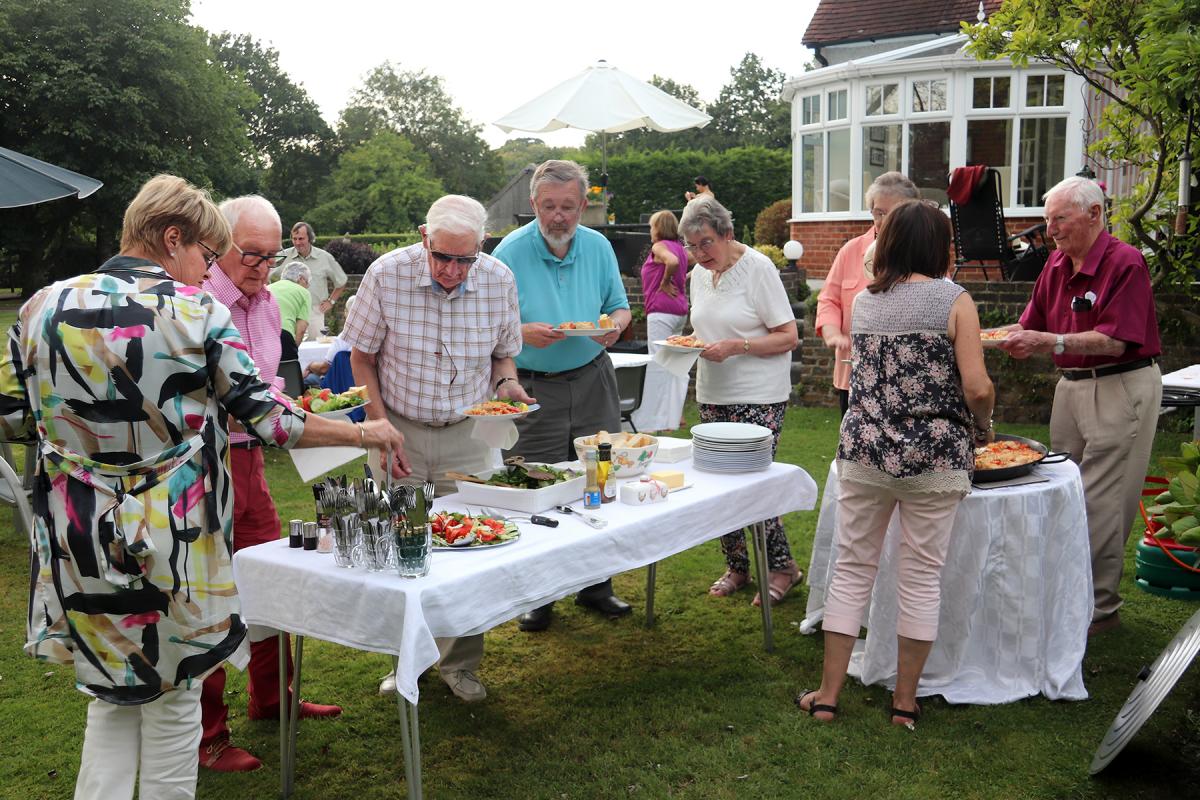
[234,458,817,703]
[801,459,1092,704]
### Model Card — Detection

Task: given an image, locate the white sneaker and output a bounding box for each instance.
[378,671,397,696]
[443,669,487,702]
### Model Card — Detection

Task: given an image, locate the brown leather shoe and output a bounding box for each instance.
[199,741,262,772]
[1087,612,1121,637]
[247,700,343,721]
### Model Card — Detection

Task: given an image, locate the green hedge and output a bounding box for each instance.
[311,232,421,251]
[579,146,790,239]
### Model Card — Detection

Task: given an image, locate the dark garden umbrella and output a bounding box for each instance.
[0,146,102,209]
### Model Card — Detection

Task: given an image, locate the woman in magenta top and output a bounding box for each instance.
[631,210,691,432]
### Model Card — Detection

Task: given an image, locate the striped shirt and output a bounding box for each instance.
[341,243,522,425]
[203,264,283,444]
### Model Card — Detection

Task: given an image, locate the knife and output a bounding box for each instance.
[553,504,608,529]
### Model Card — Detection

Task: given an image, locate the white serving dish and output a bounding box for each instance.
[453,462,584,514]
[651,436,692,463]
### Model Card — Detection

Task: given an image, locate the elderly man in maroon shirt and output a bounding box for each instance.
[197,196,344,773]
[1000,176,1162,637]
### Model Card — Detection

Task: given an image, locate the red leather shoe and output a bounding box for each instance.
[247,700,343,721]
[199,740,262,772]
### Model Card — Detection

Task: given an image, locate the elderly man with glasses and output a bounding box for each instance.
[344,194,529,702]
[272,221,348,340]
[492,159,634,632]
[198,196,345,774]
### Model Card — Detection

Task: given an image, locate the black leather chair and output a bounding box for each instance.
[616,363,647,432]
[278,359,305,398]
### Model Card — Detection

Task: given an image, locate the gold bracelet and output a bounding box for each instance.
[357,422,365,448]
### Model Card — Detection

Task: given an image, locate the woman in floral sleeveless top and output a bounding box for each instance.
[796,201,994,728]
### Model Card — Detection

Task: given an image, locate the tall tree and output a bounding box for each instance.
[338,64,504,202]
[0,0,257,293]
[965,0,1200,294]
[306,132,444,235]
[209,32,337,224]
[706,53,791,150]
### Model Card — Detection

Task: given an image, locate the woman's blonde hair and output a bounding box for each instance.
[120,174,231,260]
[649,210,680,242]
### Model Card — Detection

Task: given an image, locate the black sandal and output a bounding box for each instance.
[890,704,922,728]
[795,690,838,720]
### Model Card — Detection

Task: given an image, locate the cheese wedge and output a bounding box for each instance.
[649,470,685,490]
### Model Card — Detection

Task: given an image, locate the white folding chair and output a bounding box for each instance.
[0,443,34,540]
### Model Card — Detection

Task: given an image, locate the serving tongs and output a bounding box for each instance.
[553,504,607,529]
[503,456,557,482]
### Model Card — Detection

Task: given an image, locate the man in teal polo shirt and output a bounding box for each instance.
[267,261,313,360]
[493,159,633,632]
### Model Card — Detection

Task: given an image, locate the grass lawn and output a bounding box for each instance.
[0,406,1197,800]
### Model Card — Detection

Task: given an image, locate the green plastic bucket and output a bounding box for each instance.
[1135,537,1200,600]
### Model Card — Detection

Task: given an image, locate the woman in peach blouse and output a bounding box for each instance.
[814,172,920,413]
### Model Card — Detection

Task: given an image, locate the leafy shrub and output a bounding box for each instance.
[313,233,420,250]
[324,238,384,275]
[754,244,787,268]
[754,198,792,247]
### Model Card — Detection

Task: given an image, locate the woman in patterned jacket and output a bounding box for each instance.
[0,175,407,800]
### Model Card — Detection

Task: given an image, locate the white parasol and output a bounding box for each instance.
[494,60,711,186]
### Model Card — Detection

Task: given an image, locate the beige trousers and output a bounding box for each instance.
[1050,364,1161,622]
[824,478,964,642]
[369,409,490,673]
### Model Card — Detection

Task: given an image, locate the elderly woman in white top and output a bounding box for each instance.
[681,195,802,606]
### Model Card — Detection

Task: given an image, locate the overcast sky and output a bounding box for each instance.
[189,0,819,148]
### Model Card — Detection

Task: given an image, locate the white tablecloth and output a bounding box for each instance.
[234,458,818,703]
[608,352,652,370]
[297,340,330,366]
[802,459,1091,704]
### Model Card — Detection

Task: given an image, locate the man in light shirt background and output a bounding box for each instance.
[272,221,347,339]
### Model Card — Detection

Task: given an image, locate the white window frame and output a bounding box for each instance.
[910,77,949,115]
[800,94,822,127]
[864,81,901,118]
[827,88,848,121]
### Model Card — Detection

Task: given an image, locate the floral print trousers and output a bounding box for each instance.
[698,402,793,573]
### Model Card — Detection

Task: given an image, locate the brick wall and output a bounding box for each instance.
[788,215,1046,282]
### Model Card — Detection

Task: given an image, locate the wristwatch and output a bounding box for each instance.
[742,338,751,353]
[1053,334,1066,355]
[495,376,518,392]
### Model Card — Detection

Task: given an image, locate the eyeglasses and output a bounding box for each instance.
[683,238,718,254]
[197,240,221,267]
[233,243,282,269]
[435,340,458,385]
[428,249,478,268]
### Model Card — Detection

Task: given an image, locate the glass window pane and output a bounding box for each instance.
[930,79,946,111]
[994,76,1010,106]
[1026,76,1045,106]
[882,84,898,114]
[804,95,821,125]
[861,124,902,206]
[801,133,825,213]
[866,85,882,116]
[829,89,847,120]
[828,129,850,212]
[1017,117,1067,206]
[908,122,951,206]
[1047,75,1064,105]
[967,119,1013,203]
[973,77,992,108]
[913,81,929,112]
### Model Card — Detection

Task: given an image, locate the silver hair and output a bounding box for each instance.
[864,171,920,209]
[219,195,281,232]
[280,261,310,283]
[529,160,589,203]
[1044,175,1106,217]
[425,195,487,243]
[679,194,735,239]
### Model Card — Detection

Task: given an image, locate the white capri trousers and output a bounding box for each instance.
[823,478,963,642]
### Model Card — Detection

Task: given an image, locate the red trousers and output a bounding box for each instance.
[200,447,291,748]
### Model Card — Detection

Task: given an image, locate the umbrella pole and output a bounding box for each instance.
[601,131,608,188]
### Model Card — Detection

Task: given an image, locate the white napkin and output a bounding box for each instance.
[289,446,366,482]
[653,348,701,378]
[469,418,520,450]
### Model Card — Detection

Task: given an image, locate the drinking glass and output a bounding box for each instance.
[394,521,431,579]
[333,518,358,568]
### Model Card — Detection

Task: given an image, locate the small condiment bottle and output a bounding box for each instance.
[302,521,318,551]
[583,450,601,509]
[597,443,616,504]
[288,519,304,549]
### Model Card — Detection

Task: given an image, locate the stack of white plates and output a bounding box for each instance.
[691,422,774,473]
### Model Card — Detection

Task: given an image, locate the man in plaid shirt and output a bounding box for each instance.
[345,194,532,702]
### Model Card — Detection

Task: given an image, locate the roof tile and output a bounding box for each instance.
[803,0,1003,46]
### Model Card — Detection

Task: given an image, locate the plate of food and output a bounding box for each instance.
[555,314,619,337]
[656,334,707,352]
[458,400,540,419]
[295,386,370,418]
[980,328,1011,348]
[451,459,585,514]
[430,511,520,550]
